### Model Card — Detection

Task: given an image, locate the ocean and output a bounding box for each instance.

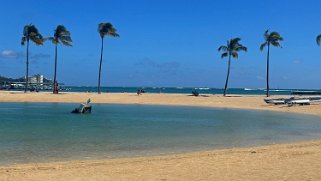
[60,87,319,95]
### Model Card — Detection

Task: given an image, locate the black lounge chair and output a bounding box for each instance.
[192,90,199,96]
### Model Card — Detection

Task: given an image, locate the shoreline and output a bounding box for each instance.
[1,91,321,180]
[2,139,321,180]
[1,91,321,116]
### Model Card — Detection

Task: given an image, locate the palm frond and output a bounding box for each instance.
[98,22,120,38]
[230,37,241,45]
[218,45,228,52]
[55,25,70,36]
[236,46,247,52]
[264,29,269,41]
[221,52,228,59]
[98,23,106,33]
[269,32,283,40]
[53,25,72,46]
[30,36,44,45]
[22,24,44,45]
[218,37,246,60]
[30,32,43,45]
[231,52,238,58]
[23,24,32,37]
[21,37,27,45]
[316,34,321,45]
[230,38,246,52]
[270,41,281,47]
[109,32,120,37]
[260,42,267,51]
[263,30,283,48]
[60,36,72,41]
[61,40,72,46]
[59,36,72,45]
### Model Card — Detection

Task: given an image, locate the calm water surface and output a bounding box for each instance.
[1,102,321,165]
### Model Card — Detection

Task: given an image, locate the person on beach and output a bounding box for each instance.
[137,89,142,96]
[137,88,145,95]
[55,83,59,94]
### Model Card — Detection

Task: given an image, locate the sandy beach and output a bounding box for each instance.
[1,91,321,180]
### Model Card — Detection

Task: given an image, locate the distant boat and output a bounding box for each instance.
[266,89,289,92]
[244,88,255,91]
[292,91,321,95]
[197,87,210,90]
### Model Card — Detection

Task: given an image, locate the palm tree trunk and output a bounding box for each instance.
[223,54,231,96]
[98,37,104,94]
[266,43,270,97]
[25,40,29,93]
[53,44,58,94]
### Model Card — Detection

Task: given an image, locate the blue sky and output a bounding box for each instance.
[0,0,321,88]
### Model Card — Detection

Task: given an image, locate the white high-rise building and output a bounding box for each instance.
[29,74,44,85]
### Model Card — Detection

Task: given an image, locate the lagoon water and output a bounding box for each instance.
[1,102,321,165]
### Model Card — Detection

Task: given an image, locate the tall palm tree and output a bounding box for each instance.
[260,30,283,97]
[47,25,72,94]
[97,22,119,94]
[21,24,44,93]
[218,38,247,96]
[317,34,321,45]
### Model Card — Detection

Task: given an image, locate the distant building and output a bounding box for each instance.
[29,74,44,85]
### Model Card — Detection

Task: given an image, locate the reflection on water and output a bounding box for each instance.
[0,102,321,165]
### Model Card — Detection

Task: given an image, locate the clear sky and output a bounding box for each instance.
[0,0,321,89]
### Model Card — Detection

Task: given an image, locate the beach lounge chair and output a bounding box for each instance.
[265,97,311,106]
[71,99,92,113]
[264,98,286,105]
[192,90,199,96]
[308,97,321,102]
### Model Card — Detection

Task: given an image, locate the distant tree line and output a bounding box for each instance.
[0,76,25,84]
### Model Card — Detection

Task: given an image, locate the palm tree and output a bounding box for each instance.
[21,24,44,93]
[97,22,119,94]
[218,38,247,96]
[47,25,72,94]
[260,30,283,97]
[317,34,321,45]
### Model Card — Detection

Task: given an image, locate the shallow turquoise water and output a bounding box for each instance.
[1,102,321,165]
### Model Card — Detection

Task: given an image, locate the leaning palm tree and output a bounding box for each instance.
[97,22,119,94]
[260,30,283,97]
[218,38,247,96]
[47,25,72,94]
[317,34,321,45]
[21,24,44,93]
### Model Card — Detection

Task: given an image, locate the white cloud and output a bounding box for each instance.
[256,75,264,80]
[293,59,302,64]
[0,50,23,59]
